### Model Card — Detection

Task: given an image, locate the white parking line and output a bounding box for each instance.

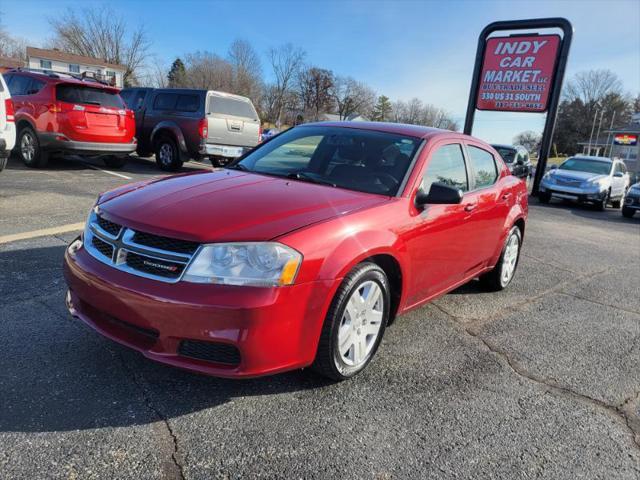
[82,163,133,180]
[0,223,85,244]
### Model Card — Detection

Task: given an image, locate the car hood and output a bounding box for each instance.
[551,169,609,182]
[98,169,389,242]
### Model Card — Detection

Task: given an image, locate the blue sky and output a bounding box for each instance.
[3,0,639,143]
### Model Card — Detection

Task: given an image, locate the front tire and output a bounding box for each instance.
[622,206,636,218]
[480,226,522,291]
[596,191,609,211]
[18,126,48,168]
[155,136,183,171]
[312,262,390,381]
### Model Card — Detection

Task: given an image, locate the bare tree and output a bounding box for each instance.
[513,130,541,152]
[48,6,150,86]
[297,66,334,121]
[390,98,458,130]
[267,43,305,125]
[228,39,263,101]
[563,69,624,105]
[183,51,233,91]
[0,14,27,59]
[331,76,376,120]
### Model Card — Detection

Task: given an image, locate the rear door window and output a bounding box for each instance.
[176,94,200,112]
[467,146,498,189]
[27,79,45,94]
[208,96,257,119]
[422,144,469,193]
[153,93,177,110]
[56,84,125,108]
[7,75,32,96]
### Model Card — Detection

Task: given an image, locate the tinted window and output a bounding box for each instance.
[27,79,45,94]
[153,93,177,110]
[176,94,200,112]
[237,126,420,196]
[208,96,257,118]
[468,146,498,188]
[494,146,516,164]
[422,144,468,193]
[56,84,124,108]
[8,75,32,96]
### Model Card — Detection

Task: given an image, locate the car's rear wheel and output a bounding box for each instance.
[18,126,48,168]
[480,225,522,291]
[538,191,551,204]
[622,206,635,218]
[102,155,126,169]
[155,136,183,171]
[312,262,390,381]
[0,155,7,172]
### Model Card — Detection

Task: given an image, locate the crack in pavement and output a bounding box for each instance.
[430,302,640,453]
[116,353,186,480]
[520,252,580,275]
[557,291,640,316]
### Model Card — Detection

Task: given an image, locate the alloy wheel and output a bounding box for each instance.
[159,143,173,166]
[337,280,384,368]
[501,233,520,285]
[21,132,35,162]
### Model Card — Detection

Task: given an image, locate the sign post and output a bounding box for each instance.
[464,18,573,195]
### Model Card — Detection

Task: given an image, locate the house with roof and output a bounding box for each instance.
[25,47,126,87]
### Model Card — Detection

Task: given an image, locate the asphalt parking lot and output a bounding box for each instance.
[1,154,639,479]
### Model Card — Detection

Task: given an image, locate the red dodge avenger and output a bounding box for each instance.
[64,122,528,380]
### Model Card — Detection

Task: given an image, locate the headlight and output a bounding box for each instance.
[183,242,302,287]
[582,178,608,189]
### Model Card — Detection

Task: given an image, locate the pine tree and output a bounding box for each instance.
[167,58,186,87]
[371,95,392,122]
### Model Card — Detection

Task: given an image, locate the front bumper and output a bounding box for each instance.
[40,133,137,156]
[539,181,607,203]
[63,239,335,378]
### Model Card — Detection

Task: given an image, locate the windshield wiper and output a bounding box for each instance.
[286,172,336,187]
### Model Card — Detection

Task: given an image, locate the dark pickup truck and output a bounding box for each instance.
[121,87,261,171]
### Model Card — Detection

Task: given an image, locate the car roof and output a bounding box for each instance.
[491,143,518,150]
[300,121,459,140]
[570,155,613,163]
[8,69,117,90]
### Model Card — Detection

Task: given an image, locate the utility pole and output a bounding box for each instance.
[588,109,599,156]
[594,109,604,156]
[604,111,616,157]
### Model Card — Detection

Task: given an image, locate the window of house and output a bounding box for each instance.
[422,144,468,193]
[106,70,115,78]
[69,64,80,73]
[40,60,52,69]
[467,145,498,189]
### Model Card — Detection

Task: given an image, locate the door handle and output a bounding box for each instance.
[464,202,478,212]
[501,192,513,201]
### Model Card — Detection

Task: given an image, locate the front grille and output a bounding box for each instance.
[178,340,241,366]
[92,236,114,259]
[125,251,185,279]
[96,215,121,236]
[554,177,582,187]
[132,231,199,255]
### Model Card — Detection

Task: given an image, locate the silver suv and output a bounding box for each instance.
[121,88,261,171]
[539,156,630,210]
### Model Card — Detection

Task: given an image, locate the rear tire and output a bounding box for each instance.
[538,192,551,204]
[312,262,390,381]
[18,126,48,168]
[103,155,126,169]
[622,206,635,218]
[0,155,7,172]
[154,136,183,172]
[480,226,522,291]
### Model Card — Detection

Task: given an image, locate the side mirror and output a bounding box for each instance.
[415,183,463,208]
[614,171,624,178]
[549,164,558,170]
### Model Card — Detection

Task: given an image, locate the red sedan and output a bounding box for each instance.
[64,122,528,380]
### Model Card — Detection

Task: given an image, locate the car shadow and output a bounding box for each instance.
[530,197,637,225]
[0,244,333,434]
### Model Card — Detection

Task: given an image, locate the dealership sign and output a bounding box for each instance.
[476,34,561,112]
[614,134,638,146]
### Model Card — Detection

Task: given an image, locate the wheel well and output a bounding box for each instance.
[16,119,33,133]
[153,129,176,146]
[514,218,525,238]
[364,254,402,324]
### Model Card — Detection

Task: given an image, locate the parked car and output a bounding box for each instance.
[0,73,16,172]
[491,144,531,179]
[64,122,528,380]
[539,156,630,210]
[622,182,640,218]
[120,87,261,171]
[261,128,280,142]
[4,69,136,168]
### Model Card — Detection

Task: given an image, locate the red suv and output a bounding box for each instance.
[64,123,528,380]
[5,69,136,168]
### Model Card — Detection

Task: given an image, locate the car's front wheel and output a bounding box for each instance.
[312,262,390,380]
[622,206,635,218]
[480,225,522,291]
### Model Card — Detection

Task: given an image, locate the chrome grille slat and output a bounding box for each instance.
[84,212,200,283]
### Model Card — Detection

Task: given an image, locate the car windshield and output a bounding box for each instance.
[56,84,125,108]
[494,147,516,163]
[559,158,612,175]
[233,126,421,196]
